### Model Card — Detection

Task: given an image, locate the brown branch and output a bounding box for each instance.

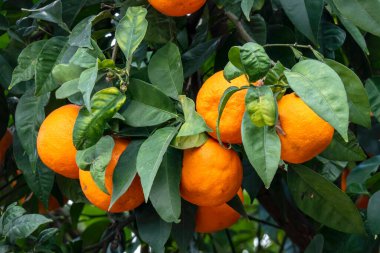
[225,11,254,42]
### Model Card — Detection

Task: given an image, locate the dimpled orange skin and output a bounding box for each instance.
[278,93,334,164]
[0,129,12,166]
[79,138,144,213]
[37,104,80,179]
[196,188,244,233]
[148,0,206,17]
[180,138,243,207]
[196,71,249,144]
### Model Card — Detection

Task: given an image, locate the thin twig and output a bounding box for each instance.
[248,215,281,229]
[111,42,119,63]
[225,229,236,253]
[225,11,254,42]
[279,236,287,253]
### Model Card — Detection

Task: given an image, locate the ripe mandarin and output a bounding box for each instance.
[148,0,206,17]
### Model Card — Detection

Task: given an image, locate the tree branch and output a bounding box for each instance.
[225,11,254,42]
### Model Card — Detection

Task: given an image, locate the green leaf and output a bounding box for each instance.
[245,86,276,127]
[68,16,96,49]
[365,78,380,123]
[0,204,26,235]
[24,0,69,31]
[177,95,211,137]
[148,42,184,99]
[9,40,47,89]
[265,61,286,85]
[305,234,324,253]
[171,132,209,150]
[121,79,178,127]
[56,176,88,203]
[241,0,255,21]
[288,165,366,234]
[216,86,244,145]
[13,134,54,208]
[137,127,178,201]
[52,63,84,85]
[337,14,369,55]
[116,7,148,61]
[242,14,267,45]
[242,112,281,188]
[69,48,98,68]
[278,0,323,44]
[284,59,349,141]
[15,89,50,165]
[35,36,69,96]
[224,61,244,82]
[78,61,98,112]
[37,228,59,245]
[0,54,12,89]
[55,78,80,99]
[331,0,380,37]
[367,191,380,235]
[6,214,52,243]
[150,148,182,223]
[73,87,126,150]
[110,140,143,209]
[324,59,370,128]
[135,204,172,252]
[319,131,366,162]
[347,155,380,186]
[76,136,115,193]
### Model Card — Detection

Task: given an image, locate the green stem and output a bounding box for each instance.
[263,43,314,49]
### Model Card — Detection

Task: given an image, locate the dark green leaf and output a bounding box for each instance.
[224,61,244,81]
[347,155,380,186]
[171,201,197,252]
[68,16,96,49]
[9,40,47,89]
[37,228,59,245]
[6,215,52,243]
[242,112,281,188]
[245,86,276,127]
[0,203,26,235]
[52,63,84,85]
[0,54,12,89]
[150,148,182,223]
[73,87,126,150]
[227,194,247,217]
[365,78,380,123]
[241,0,255,21]
[116,7,148,61]
[35,36,69,96]
[56,176,88,203]
[318,21,346,57]
[284,59,349,141]
[242,14,267,45]
[55,78,80,99]
[110,140,143,209]
[367,191,380,235]
[78,62,98,112]
[76,136,115,193]
[137,127,178,201]
[148,42,184,99]
[305,234,324,253]
[239,42,271,81]
[288,165,366,234]
[337,14,369,55]
[121,79,178,127]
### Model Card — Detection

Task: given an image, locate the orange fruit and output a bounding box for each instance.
[196,71,249,144]
[148,0,206,17]
[277,93,334,164]
[79,138,144,213]
[0,129,12,166]
[180,138,243,207]
[37,104,80,179]
[196,188,244,233]
[38,196,67,214]
[356,195,369,209]
[340,168,350,192]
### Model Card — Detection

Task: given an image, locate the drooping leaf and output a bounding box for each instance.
[242,112,281,188]
[245,86,276,127]
[73,87,126,150]
[9,40,47,89]
[68,16,96,49]
[288,165,366,234]
[78,61,98,112]
[148,42,184,99]
[35,36,68,95]
[284,59,349,141]
[347,155,380,186]
[110,140,143,209]
[224,61,244,81]
[52,63,84,85]
[318,20,346,58]
[137,127,178,201]
[150,148,182,223]
[367,191,380,235]
[241,0,255,21]
[116,7,148,61]
[365,78,380,123]
[76,136,115,193]
[320,131,366,162]
[121,79,178,127]
[242,14,268,45]
[55,78,80,99]
[171,133,209,150]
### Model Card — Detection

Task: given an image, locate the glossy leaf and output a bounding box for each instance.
[78,61,98,112]
[245,86,276,127]
[288,165,366,234]
[224,61,244,81]
[150,148,182,223]
[110,140,142,209]
[68,16,96,49]
[52,63,84,85]
[242,112,281,188]
[116,7,148,61]
[241,0,255,21]
[121,79,178,127]
[10,40,47,89]
[284,59,349,141]
[55,78,80,99]
[148,42,184,99]
[320,131,366,162]
[367,191,380,235]
[76,136,115,193]
[137,127,178,201]
[73,87,126,150]
[35,36,68,96]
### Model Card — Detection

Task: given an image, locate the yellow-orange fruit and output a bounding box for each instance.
[79,138,144,213]
[196,188,244,233]
[0,129,12,166]
[37,104,80,179]
[181,138,243,207]
[148,0,206,17]
[196,71,249,144]
[278,93,334,164]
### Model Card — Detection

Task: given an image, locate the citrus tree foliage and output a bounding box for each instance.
[0,0,380,252]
